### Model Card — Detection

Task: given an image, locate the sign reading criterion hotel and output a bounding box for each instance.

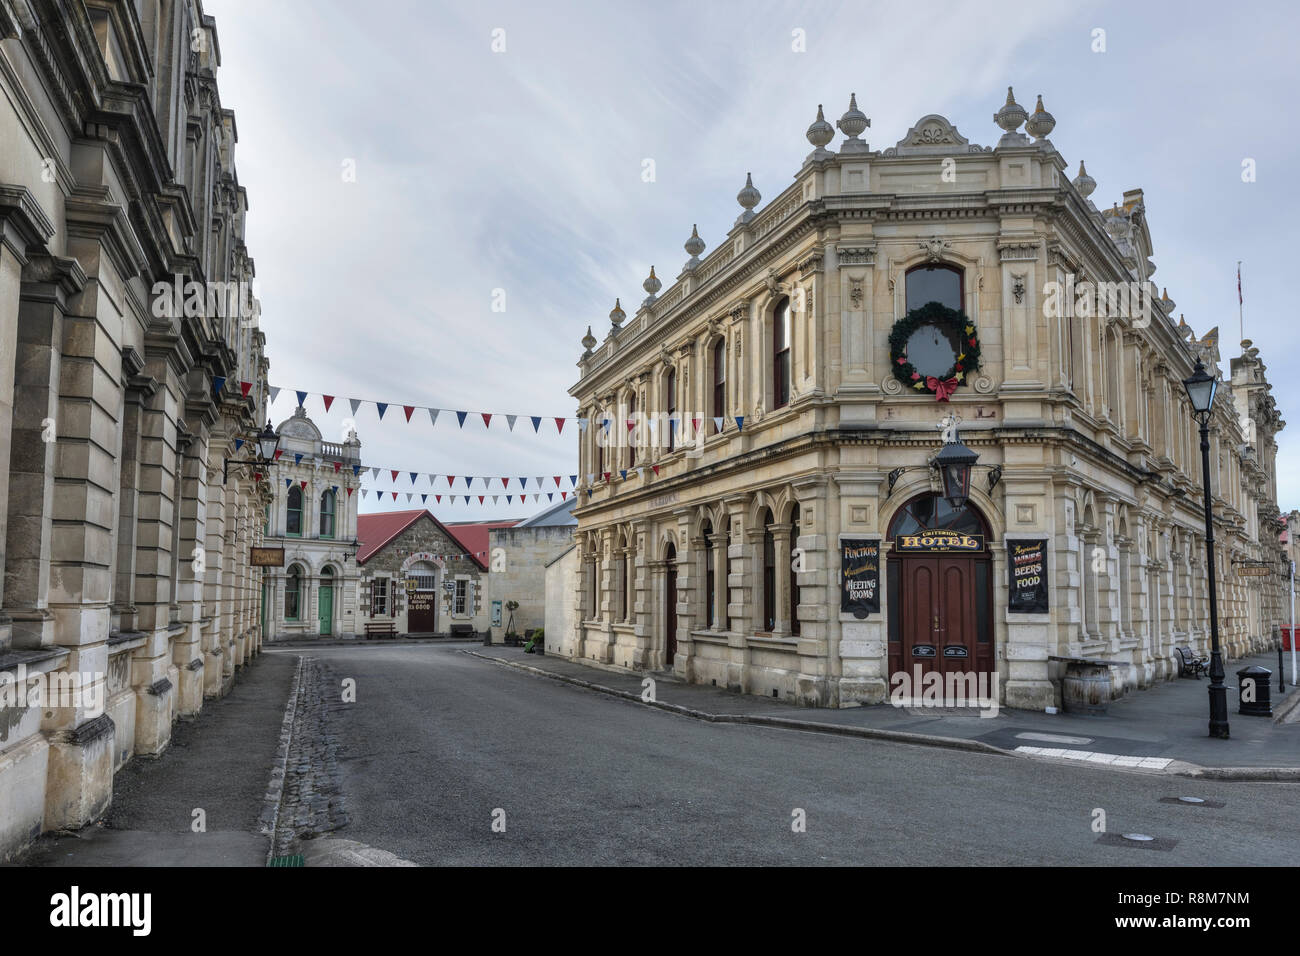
[1008,539,1049,612]
[894,529,984,552]
[840,539,881,618]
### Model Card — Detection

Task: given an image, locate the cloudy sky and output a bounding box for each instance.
[203,0,1300,518]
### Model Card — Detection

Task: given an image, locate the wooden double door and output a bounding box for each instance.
[892,554,992,700]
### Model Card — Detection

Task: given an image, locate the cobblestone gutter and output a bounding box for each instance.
[261,656,351,860]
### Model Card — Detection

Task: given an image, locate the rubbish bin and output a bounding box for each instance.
[1236,665,1273,717]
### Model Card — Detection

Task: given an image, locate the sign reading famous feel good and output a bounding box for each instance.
[841,539,881,618]
[1008,539,1048,612]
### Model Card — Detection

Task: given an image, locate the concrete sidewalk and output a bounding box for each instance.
[14,653,297,867]
[468,646,1300,780]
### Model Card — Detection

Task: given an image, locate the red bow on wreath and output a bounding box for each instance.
[927,375,960,402]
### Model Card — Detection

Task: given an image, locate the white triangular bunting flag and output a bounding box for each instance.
[349,398,363,416]
[406,493,413,502]
[427,407,439,426]
[371,467,380,480]
[492,495,499,505]
[269,385,281,403]
[506,415,517,431]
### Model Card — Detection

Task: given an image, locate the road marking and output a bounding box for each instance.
[1014,745,1171,770]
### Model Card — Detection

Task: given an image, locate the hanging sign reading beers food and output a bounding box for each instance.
[840,539,881,619]
[1008,538,1049,613]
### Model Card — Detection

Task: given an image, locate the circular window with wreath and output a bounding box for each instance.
[889,301,981,401]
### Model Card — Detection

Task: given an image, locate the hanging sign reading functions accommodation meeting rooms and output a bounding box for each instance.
[1008,539,1049,613]
[894,529,984,552]
[840,539,881,619]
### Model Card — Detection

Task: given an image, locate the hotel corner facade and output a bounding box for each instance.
[1,2,273,858]
[564,93,1286,711]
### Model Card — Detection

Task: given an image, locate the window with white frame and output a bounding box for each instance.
[454,579,468,616]
[371,577,389,616]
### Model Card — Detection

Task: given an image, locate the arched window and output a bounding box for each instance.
[905,263,963,312]
[773,296,791,409]
[665,368,677,453]
[702,519,715,627]
[320,490,336,539]
[596,411,605,476]
[618,532,629,620]
[286,486,303,537]
[624,536,635,621]
[762,508,776,632]
[712,339,726,423]
[789,508,801,636]
[285,564,303,620]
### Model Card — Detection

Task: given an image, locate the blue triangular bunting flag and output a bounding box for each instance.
[530,416,541,432]
[294,453,303,465]
[735,415,744,432]
[376,402,388,419]
[213,376,226,396]
[234,438,244,451]
[296,390,307,407]
[569,475,577,486]
[285,479,292,488]
[456,411,468,428]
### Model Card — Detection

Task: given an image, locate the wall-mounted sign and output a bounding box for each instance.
[250,547,285,567]
[943,646,968,658]
[911,645,937,658]
[1008,539,1049,613]
[841,539,881,619]
[895,529,984,553]
[1236,565,1273,577]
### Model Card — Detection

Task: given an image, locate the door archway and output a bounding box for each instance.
[886,493,994,698]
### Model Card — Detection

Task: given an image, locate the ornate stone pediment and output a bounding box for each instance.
[883,114,990,156]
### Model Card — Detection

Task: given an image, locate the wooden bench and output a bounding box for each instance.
[1175,645,1208,679]
[364,621,398,640]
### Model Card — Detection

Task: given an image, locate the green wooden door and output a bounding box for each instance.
[319,582,333,635]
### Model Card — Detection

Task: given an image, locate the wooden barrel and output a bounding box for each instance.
[1062,663,1112,715]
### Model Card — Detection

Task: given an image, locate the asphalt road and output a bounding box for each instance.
[277,643,1300,866]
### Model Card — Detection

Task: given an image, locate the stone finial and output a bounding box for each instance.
[684,224,705,258]
[609,298,625,328]
[1025,94,1055,140]
[994,86,1027,132]
[642,265,661,306]
[806,103,834,148]
[836,92,869,140]
[737,172,761,212]
[581,325,597,352]
[994,86,1030,146]
[1072,160,1096,199]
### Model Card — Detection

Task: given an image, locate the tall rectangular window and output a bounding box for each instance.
[774,297,791,408]
[371,577,388,616]
[455,579,467,615]
[712,339,726,424]
[666,369,676,453]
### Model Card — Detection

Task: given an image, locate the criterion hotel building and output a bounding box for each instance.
[564,92,1285,710]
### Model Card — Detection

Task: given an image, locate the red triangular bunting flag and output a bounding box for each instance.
[240,381,252,398]
[323,395,335,412]
[299,481,306,489]
[346,487,353,497]
[652,465,660,475]
[391,492,398,500]
[554,476,561,486]
[391,470,399,481]
[333,461,341,472]
[555,418,565,433]
[481,413,492,429]
[561,491,568,500]
[403,405,414,422]
[436,494,442,503]
[274,449,284,460]
[478,495,485,504]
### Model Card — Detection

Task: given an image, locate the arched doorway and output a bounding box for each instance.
[664,542,678,667]
[887,493,993,700]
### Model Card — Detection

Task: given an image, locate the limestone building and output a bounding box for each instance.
[566,92,1286,710]
[262,407,362,638]
[486,497,576,643]
[356,510,489,636]
[1,1,274,858]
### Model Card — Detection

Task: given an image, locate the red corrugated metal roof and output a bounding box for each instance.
[356,510,493,570]
[443,521,519,562]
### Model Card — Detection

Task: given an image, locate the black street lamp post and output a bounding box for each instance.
[1182,358,1229,739]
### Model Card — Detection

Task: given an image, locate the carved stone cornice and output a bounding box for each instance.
[836,245,875,267]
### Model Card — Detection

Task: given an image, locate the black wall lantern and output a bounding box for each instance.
[223,420,281,485]
[930,439,980,509]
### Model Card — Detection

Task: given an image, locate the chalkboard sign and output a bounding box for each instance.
[840,539,881,618]
[1008,539,1048,613]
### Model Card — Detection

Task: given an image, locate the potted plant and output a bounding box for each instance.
[504,600,520,646]
[525,627,545,655]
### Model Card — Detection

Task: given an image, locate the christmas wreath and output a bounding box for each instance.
[888,301,981,402]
